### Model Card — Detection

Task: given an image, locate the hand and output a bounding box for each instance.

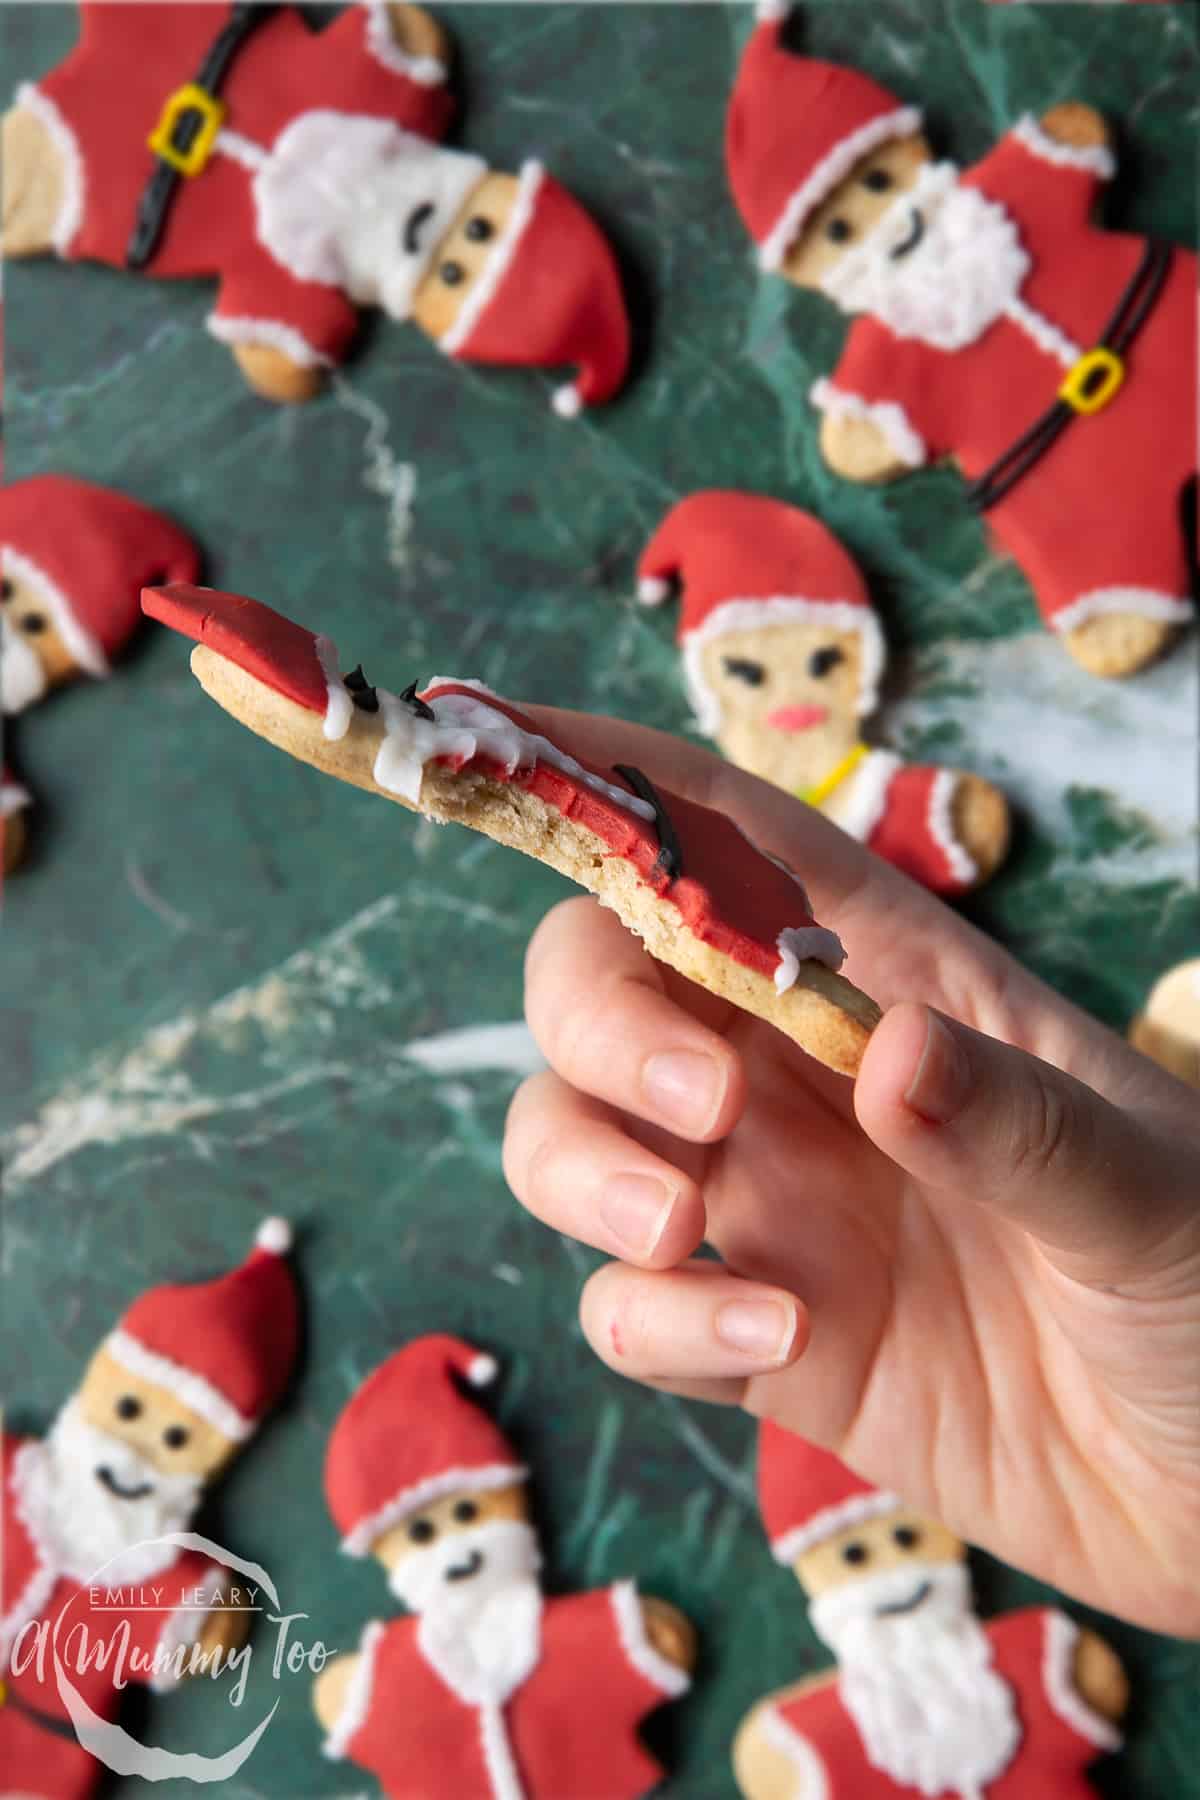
[503,712,1200,1636]
[1037,102,1112,155]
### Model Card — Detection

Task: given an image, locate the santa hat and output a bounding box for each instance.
[726,6,922,270]
[637,490,887,732]
[759,1421,902,1564]
[0,475,200,676]
[325,1334,526,1557]
[438,162,630,417]
[105,1219,299,1444]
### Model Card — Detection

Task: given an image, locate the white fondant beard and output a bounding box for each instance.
[821,163,1030,350]
[1,621,48,713]
[23,1400,204,1584]
[810,1561,1022,1798]
[254,112,487,320]
[394,1520,544,1704]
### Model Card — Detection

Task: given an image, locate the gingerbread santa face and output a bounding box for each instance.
[3,3,630,414]
[726,5,1197,679]
[639,491,1010,898]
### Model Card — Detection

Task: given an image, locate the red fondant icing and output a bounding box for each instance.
[143,582,329,716]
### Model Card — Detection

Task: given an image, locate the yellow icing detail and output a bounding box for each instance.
[147,85,227,178]
[800,742,870,809]
[1059,346,1125,415]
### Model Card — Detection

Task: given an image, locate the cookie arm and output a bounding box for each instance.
[990,112,1116,221]
[208,246,360,401]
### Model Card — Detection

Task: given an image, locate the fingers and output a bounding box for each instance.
[504,1071,707,1268]
[855,1002,1200,1281]
[579,1260,808,1382]
[524,897,746,1143]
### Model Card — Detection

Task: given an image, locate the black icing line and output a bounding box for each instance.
[613,764,683,884]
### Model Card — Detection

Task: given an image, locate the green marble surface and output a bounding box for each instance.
[2,3,1197,1796]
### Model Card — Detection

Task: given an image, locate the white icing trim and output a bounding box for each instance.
[1051,585,1194,634]
[826,748,903,844]
[1,776,31,816]
[150,1560,224,1693]
[322,1619,385,1758]
[14,83,84,255]
[1,1441,60,1664]
[469,1354,498,1386]
[1041,1611,1122,1752]
[2,545,107,677]
[638,576,671,606]
[479,1699,527,1800]
[771,1489,903,1563]
[1003,295,1081,369]
[205,313,333,369]
[340,1462,527,1557]
[810,378,927,470]
[363,0,448,88]
[756,0,790,20]
[317,635,354,741]
[255,1216,292,1254]
[927,767,977,889]
[775,925,848,989]
[551,382,584,419]
[1012,113,1116,180]
[761,1704,832,1797]
[440,160,544,357]
[214,128,267,173]
[610,1580,691,1698]
[759,107,924,271]
[105,1329,255,1444]
[681,594,888,735]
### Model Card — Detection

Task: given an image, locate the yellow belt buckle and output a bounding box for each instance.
[1059,345,1125,415]
[147,83,227,177]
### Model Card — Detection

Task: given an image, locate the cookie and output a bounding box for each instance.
[144,582,880,1076]
[1129,958,1200,1089]
[638,491,1011,896]
[3,3,628,413]
[725,7,1195,677]
[1,766,31,877]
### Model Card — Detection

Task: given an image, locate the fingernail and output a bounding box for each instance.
[714,1297,797,1364]
[905,1010,972,1125]
[598,1174,675,1259]
[642,1050,724,1135]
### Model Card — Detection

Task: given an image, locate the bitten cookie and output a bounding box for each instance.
[725,6,1196,677]
[3,3,628,413]
[144,583,880,1076]
[638,491,1010,897]
[1129,959,1200,1090]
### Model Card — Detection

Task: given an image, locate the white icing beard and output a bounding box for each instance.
[393,1520,544,1705]
[810,1560,1022,1798]
[254,111,487,320]
[20,1399,204,1585]
[820,162,1030,351]
[2,620,48,713]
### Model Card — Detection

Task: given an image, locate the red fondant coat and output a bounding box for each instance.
[26,3,454,366]
[762,1608,1120,1799]
[1,1432,222,1800]
[327,1585,688,1800]
[815,124,1197,634]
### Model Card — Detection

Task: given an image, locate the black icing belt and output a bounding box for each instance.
[965,239,1173,514]
[126,3,278,270]
[613,765,683,883]
[0,1681,81,1744]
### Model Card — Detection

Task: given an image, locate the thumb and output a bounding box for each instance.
[854,1002,1192,1281]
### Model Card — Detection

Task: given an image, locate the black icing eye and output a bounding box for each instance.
[893,1525,921,1550]
[20,612,46,636]
[115,1395,142,1421]
[862,167,894,193]
[464,215,494,243]
[453,1499,479,1523]
[826,217,853,245]
[841,1540,870,1566]
[808,646,845,679]
[0,579,12,602]
[403,201,435,256]
[344,665,379,713]
[439,260,465,287]
[162,1424,190,1450]
[409,1517,436,1544]
[722,656,766,687]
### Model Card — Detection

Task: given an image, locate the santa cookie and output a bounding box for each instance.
[0,474,200,715]
[1,1219,299,1800]
[315,1334,695,1799]
[143,581,880,1076]
[726,6,1197,678]
[1129,958,1200,1089]
[733,1423,1128,1800]
[3,2,629,414]
[638,492,1010,897]
[1,764,32,878]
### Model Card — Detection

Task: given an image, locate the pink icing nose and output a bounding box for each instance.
[767,705,829,733]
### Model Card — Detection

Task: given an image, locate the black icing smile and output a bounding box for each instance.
[404,201,435,257]
[96,1466,155,1501]
[875,1579,932,1618]
[890,209,925,261]
[445,1550,484,1583]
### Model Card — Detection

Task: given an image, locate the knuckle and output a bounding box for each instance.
[1008,1076,1079,1189]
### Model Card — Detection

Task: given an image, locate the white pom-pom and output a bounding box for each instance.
[468,1353,498,1386]
[756,0,789,20]
[552,382,583,419]
[255,1217,292,1255]
[637,576,671,607]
